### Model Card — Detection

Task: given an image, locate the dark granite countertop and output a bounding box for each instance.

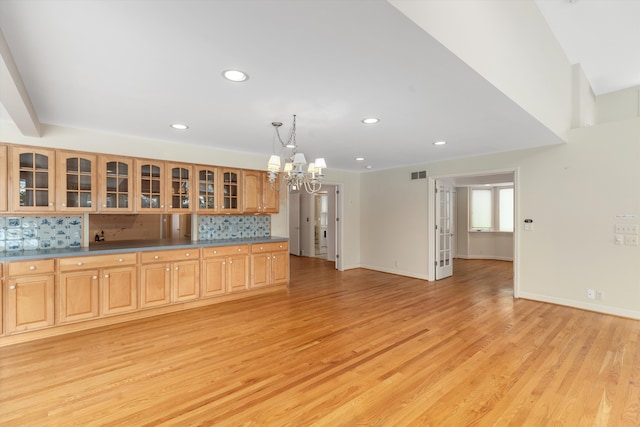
[0,237,288,261]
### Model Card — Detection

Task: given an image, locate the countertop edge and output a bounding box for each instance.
[0,237,289,261]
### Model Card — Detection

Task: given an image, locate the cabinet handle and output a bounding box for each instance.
[104,274,109,279]
[229,260,233,264]
[29,265,36,271]
[154,255,159,260]
[222,261,225,265]
[160,205,164,208]
[77,261,83,266]
[237,248,241,252]
[49,202,54,206]
[185,253,190,257]
[260,246,263,250]
[61,203,66,207]
[118,258,124,262]
[9,285,16,290]
[166,267,170,271]
[93,276,98,280]
[213,250,217,254]
[102,204,107,208]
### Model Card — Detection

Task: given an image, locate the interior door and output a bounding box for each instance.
[288,192,301,256]
[435,181,453,279]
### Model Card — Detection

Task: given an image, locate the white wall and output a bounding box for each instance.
[360,117,640,319]
[389,0,572,142]
[597,86,640,124]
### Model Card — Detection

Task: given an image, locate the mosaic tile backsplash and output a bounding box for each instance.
[0,216,82,252]
[198,215,270,240]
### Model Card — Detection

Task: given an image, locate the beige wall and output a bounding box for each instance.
[360,117,640,318]
[597,86,640,124]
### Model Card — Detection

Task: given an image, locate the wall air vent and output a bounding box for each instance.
[410,171,427,180]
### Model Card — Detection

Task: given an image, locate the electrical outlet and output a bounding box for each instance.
[587,289,596,300]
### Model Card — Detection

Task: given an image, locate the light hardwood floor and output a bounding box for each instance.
[1,257,638,426]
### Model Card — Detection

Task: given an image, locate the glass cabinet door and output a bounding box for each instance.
[137,160,164,211]
[196,166,217,212]
[11,147,55,211]
[100,156,133,212]
[58,152,96,211]
[167,163,193,212]
[220,168,241,213]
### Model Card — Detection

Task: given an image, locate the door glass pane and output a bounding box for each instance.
[35,190,49,206]
[79,158,91,173]
[20,153,34,168]
[67,193,79,208]
[35,154,48,170]
[66,158,79,172]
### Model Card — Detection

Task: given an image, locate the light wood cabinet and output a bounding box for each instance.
[0,145,7,212]
[99,156,133,212]
[140,249,200,307]
[58,253,138,321]
[57,151,97,212]
[167,163,194,212]
[9,146,55,212]
[250,242,289,288]
[201,245,249,296]
[5,259,55,334]
[136,160,165,212]
[219,168,241,214]
[242,170,279,214]
[0,263,4,335]
[195,166,219,213]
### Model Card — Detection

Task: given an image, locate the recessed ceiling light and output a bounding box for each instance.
[222,69,249,82]
[361,118,379,124]
[365,165,373,169]
[355,157,365,161]
[433,140,447,145]
[170,123,189,130]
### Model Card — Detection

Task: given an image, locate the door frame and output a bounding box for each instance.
[427,167,520,297]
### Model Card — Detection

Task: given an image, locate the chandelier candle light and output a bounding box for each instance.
[267,115,327,194]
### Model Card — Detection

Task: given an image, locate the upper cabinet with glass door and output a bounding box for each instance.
[10,146,55,212]
[167,163,193,213]
[99,156,133,212]
[57,151,97,212]
[196,166,218,213]
[219,168,241,214]
[136,159,165,212]
[0,144,7,212]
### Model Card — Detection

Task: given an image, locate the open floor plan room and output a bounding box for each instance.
[0,257,638,426]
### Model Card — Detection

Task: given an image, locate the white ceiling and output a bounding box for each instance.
[0,0,636,173]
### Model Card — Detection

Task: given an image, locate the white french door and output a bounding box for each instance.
[435,181,453,279]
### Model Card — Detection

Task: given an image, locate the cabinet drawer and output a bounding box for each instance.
[140,249,199,264]
[251,242,288,253]
[8,259,55,276]
[59,253,137,272]
[202,245,248,258]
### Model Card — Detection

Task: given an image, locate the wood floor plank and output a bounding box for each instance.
[1,256,638,426]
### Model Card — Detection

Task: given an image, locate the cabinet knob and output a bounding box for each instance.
[154,255,159,260]
[213,250,217,254]
[49,202,54,206]
[185,253,190,257]
[93,276,98,280]
[9,285,16,290]
[102,204,107,207]
[29,265,36,270]
[77,261,83,266]
[260,246,263,250]
[222,261,225,265]
[118,258,124,262]
[104,274,109,279]
[237,248,241,252]
[175,266,179,271]
[61,203,66,207]
[160,205,164,208]
[166,267,170,271]
[229,260,233,264]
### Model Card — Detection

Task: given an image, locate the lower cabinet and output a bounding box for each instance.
[57,254,138,324]
[201,245,249,297]
[250,242,289,288]
[140,249,200,308]
[5,259,55,334]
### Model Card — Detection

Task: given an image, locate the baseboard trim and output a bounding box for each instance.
[455,255,514,261]
[359,264,429,281]
[518,291,640,320]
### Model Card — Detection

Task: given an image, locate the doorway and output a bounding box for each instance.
[287,184,341,270]
[428,169,518,296]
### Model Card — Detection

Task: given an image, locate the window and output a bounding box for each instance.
[469,186,513,232]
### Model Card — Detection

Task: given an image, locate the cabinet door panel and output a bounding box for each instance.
[250,253,270,288]
[172,260,200,302]
[10,147,55,212]
[6,275,55,333]
[201,258,226,297]
[58,270,100,323]
[227,254,249,292]
[0,145,7,212]
[99,156,133,212]
[271,252,289,284]
[140,264,171,308]
[242,170,261,213]
[102,266,138,315]
[57,152,97,212]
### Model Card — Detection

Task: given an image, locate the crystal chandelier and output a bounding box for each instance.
[267,115,327,194]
